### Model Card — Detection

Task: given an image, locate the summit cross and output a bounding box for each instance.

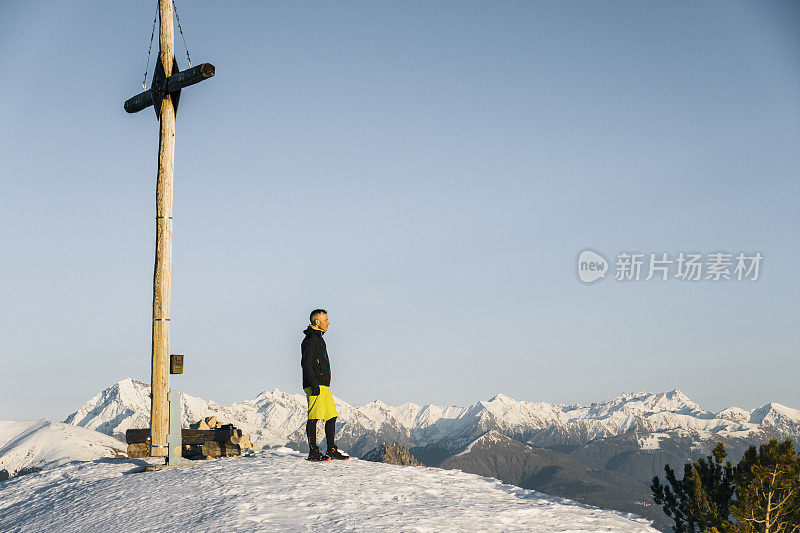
[124,0,215,458]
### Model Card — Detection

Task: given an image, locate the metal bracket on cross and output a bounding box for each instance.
[124,60,215,117]
[152,56,180,119]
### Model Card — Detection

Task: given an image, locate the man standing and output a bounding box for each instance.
[301,309,349,461]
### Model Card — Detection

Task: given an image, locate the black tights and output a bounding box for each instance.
[306,417,337,450]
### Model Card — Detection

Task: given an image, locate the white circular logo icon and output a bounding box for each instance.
[578,250,608,283]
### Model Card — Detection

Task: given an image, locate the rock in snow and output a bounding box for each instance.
[362,442,422,466]
[0,448,658,532]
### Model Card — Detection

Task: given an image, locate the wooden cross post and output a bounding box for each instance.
[124,0,214,458]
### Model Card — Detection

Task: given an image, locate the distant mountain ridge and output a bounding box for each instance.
[64,378,800,455]
[439,430,659,525]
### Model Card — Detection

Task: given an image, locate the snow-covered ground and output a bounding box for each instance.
[0,420,126,478]
[0,448,657,532]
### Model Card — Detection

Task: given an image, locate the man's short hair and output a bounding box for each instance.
[310,309,327,324]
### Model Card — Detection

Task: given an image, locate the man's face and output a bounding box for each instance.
[315,313,330,331]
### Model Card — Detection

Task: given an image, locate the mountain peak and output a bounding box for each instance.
[616,388,706,415]
[64,378,152,439]
[481,429,507,441]
[488,393,515,403]
[665,388,691,402]
[456,430,513,456]
[715,406,750,423]
[749,402,800,425]
[251,388,305,408]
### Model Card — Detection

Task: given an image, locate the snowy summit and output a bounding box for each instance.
[0,448,657,532]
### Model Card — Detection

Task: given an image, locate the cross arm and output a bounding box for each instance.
[124,63,215,114]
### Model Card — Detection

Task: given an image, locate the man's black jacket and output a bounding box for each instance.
[301,327,331,391]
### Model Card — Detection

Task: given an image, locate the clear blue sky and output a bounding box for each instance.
[1,1,798,420]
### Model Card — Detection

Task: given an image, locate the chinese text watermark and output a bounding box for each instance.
[577,250,763,284]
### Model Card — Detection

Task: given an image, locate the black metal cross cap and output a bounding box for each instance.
[124,57,215,118]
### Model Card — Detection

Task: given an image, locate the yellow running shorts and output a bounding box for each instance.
[303,385,338,421]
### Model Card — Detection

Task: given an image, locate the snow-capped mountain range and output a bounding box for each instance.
[64,378,800,457]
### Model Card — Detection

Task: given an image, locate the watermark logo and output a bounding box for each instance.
[577,250,763,283]
[577,250,608,283]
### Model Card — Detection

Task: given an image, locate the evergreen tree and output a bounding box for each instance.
[651,442,735,532]
[730,438,800,533]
